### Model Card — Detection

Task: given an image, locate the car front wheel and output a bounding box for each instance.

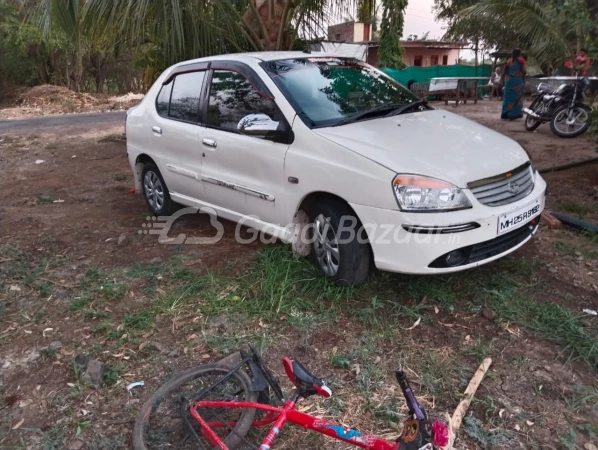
[141,162,173,215]
[309,199,370,287]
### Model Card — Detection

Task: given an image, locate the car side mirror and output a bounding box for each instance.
[237,114,280,137]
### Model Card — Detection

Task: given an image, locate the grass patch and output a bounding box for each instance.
[36,194,55,204]
[98,134,125,143]
[477,275,598,367]
[462,416,513,447]
[123,310,154,331]
[88,436,125,450]
[565,384,598,413]
[69,296,90,311]
[247,246,357,316]
[554,240,579,258]
[41,426,64,450]
[554,240,598,259]
[103,364,123,386]
[559,199,592,218]
[111,173,129,182]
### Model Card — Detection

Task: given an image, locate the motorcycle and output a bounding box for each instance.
[523,74,592,138]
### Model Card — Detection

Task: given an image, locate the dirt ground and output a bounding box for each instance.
[0,85,143,119]
[1,100,598,450]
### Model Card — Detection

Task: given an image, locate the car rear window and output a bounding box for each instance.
[156,71,206,123]
[156,81,172,117]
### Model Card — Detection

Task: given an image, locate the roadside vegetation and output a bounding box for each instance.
[2,235,598,448]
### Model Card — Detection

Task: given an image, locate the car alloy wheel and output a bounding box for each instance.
[313,213,340,276]
[144,170,164,211]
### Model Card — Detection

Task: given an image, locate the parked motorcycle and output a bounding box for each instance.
[523,75,591,138]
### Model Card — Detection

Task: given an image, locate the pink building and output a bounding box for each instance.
[327,21,467,68]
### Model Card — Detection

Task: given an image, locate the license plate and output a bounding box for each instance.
[497,199,542,235]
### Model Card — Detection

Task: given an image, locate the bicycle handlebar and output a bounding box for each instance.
[395,369,426,421]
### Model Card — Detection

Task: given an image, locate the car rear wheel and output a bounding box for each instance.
[309,199,370,287]
[141,162,173,215]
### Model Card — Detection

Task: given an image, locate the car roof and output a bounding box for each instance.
[175,51,345,67]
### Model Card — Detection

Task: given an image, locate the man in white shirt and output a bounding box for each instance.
[488,66,503,99]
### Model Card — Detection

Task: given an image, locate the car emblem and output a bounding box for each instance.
[508,181,520,194]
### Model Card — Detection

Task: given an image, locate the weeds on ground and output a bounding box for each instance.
[111,173,129,182]
[559,199,592,218]
[98,134,125,143]
[36,194,55,204]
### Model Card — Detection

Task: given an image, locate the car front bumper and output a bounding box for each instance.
[350,175,546,274]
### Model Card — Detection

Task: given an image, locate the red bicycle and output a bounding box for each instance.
[133,346,448,450]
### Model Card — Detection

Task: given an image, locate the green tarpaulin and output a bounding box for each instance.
[382,64,493,86]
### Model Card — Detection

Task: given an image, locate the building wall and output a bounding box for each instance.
[328,22,357,42]
[367,47,461,68]
[328,22,371,42]
[403,48,461,67]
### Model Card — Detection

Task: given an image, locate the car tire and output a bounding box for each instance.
[309,199,370,287]
[141,162,174,215]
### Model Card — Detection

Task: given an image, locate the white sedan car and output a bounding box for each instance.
[126,52,546,286]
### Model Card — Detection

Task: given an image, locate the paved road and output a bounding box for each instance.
[0,111,126,131]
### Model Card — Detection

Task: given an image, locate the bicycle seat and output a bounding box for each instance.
[282,357,332,398]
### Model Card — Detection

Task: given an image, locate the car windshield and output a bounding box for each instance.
[261,57,420,128]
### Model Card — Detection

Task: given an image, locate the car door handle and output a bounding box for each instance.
[152,126,162,135]
[202,138,217,148]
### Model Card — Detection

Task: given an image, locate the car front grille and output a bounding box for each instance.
[469,163,534,207]
[468,219,538,263]
[428,217,539,268]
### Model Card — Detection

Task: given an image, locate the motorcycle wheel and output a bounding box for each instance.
[550,104,591,138]
[524,98,542,131]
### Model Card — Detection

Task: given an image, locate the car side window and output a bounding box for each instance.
[156,81,172,117]
[168,71,205,122]
[207,70,276,132]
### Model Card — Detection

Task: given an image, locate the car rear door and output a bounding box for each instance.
[197,61,291,226]
[147,63,209,200]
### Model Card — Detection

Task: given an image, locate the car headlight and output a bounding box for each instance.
[392,175,472,212]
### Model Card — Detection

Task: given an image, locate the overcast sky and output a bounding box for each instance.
[402,0,447,39]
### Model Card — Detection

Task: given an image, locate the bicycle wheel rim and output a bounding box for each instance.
[133,364,258,450]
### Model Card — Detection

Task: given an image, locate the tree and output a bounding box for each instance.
[435,0,521,67]
[34,0,90,91]
[378,0,408,68]
[436,0,596,71]
[84,0,359,69]
[356,0,374,22]
[0,0,40,90]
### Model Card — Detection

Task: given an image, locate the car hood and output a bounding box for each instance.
[313,109,529,188]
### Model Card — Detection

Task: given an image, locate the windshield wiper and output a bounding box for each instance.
[335,103,405,126]
[385,100,429,117]
[296,111,317,127]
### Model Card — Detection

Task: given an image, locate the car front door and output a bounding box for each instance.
[198,63,291,227]
[148,67,208,201]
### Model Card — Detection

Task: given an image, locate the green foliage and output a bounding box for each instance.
[462,416,513,446]
[378,0,407,68]
[103,364,123,386]
[0,1,45,90]
[442,0,596,70]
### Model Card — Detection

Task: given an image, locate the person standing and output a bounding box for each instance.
[488,66,502,99]
[500,48,526,120]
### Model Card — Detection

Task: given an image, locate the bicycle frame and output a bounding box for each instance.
[190,397,399,450]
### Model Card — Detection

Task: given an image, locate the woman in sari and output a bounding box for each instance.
[500,48,526,120]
